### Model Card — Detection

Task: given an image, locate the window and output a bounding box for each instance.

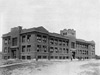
[27,35,31,42]
[43,36,47,43]
[27,56,31,59]
[37,45,41,52]
[22,56,25,59]
[38,56,41,59]
[50,47,54,53]
[63,41,65,46]
[8,38,10,44]
[43,45,47,52]
[59,56,62,59]
[4,39,8,45]
[22,46,25,52]
[43,56,47,59]
[86,51,88,55]
[55,47,58,53]
[4,47,7,53]
[27,45,31,52]
[71,42,75,48]
[59,40,62,46]
[85,45,88,49]
[55,39,58,45]
[50,38,54,45]
[66,48,69,53]
[63,48,65,50]
[59,48,62,53]
[51,56,54,59]
[37,35,42,42]
[55,56,58,59]
[63,56,65,59]
[8,47,10,53]
[63,32,67,35]
[92,51,94,55]
[22,35,25,43]
[4,56,7,59]
[66,40,69,46]
[12,37,17,46]
[66,56,69,59]
[8,56,10,59]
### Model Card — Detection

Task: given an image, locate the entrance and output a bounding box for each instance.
[72,51,75,59]
[11,49,17,59]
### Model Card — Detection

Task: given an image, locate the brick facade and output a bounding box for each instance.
[2,26,95,60]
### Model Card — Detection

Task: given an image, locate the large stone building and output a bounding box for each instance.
[2,26,95,60]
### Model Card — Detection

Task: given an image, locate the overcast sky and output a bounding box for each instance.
[0,0,100,55]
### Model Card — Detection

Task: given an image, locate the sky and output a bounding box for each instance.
[0,0,100,55]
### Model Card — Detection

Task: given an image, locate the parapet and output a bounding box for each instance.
[60,29,76,37]
[11,26,22,32]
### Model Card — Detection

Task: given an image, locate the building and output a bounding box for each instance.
[0,52,2,59]
[2,26,95,60]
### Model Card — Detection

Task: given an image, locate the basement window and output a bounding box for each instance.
[22,56,25,59]
[27,56,31,59]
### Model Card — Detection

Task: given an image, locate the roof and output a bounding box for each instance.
[2,26,95,45]
[76,39,95,45]
[21,26,49,34]
[21,26,70,40]
[2,32,11,38]
[49,33,69,39]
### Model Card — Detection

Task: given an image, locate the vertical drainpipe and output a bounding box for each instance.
[18,26,22,59]
[2,37,4,59]
[48,35,50,60]
[35,32,38,61]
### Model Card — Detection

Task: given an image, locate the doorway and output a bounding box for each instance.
[11,49,17,59]
[72,51,75,59]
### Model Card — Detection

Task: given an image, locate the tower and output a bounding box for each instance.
[60,29,76,37]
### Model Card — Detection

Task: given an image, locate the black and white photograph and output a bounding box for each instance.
[0,0,100,75]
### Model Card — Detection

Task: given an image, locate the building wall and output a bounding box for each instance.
[20,32,36,59]
[2,26,95,60]
[76,41,89,59]
[48,36,70,59]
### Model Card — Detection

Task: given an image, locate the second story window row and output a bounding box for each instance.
[22,45,31,52]
[37,45,47,52]
[50,47,69,53]
[77,50,88,55]
[43,45,47,52]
